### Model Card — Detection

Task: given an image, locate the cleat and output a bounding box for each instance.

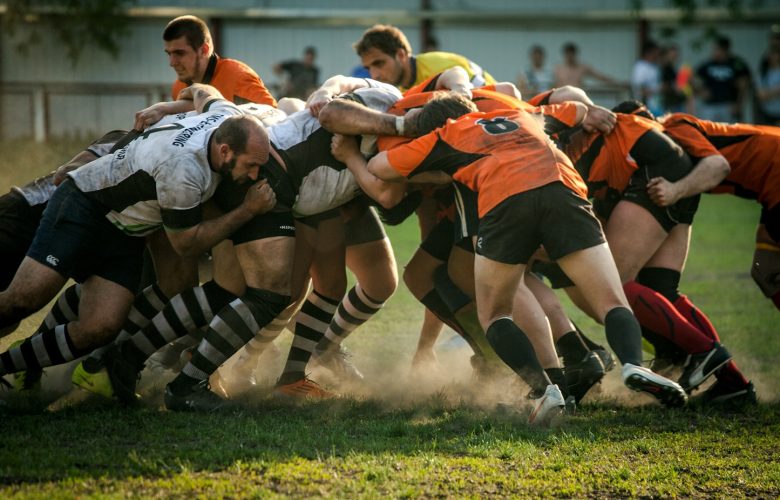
[527,384,566,427]
[274,377,335,399]
[311,345,364,384]
[696,380,757,408]
[164,379,232,412]
[72,362,115,399]
[564,351,605,404]
[593,348,615,372]
[623,363,687,407]
[678,343,732,393]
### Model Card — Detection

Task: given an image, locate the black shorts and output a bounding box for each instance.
[295,209,340,229]
[343,204,386,247]
[211,167,296,244]
[26,180,146,292]
[453,182,479,242]
[760,203,780,242]
[621,129,700,232]
[0,191,46,289]
[476,182,606,265]
[530,260,575,289]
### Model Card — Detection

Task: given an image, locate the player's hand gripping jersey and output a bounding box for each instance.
[267,80,402,217]
[556,113,665,199]
[68,99,245,236]
[385,109,588,218]
[662,113,780,209]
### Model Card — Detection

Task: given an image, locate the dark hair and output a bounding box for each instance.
[213,115,263,155]
[642,40,659,56]
[612,100,655,120]
[416,92,478,135]
[715,35,731,51]
[304,46,317,57]
[530,45,545,55]
[353,24,412,57]
[163,15,212,52]
[563,42,578,54]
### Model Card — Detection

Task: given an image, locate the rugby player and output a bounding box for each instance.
[0,85,276,383]
[354,24,494,92]
[364,93,690,421]
[80,80,406,409]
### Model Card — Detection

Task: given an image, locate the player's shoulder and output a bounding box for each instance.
[217,57,260,77]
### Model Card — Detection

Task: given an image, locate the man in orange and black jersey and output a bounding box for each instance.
[551,101,752,405]
[372,73,615,398]
[164,15,276,107]
[362,93,689,415]
[654,112,780,313]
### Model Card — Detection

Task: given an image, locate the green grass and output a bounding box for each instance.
[1,139,779,497]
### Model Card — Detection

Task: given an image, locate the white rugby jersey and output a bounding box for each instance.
[69,99,243,236]
[155,102,287,129]
[12,130,127,207]
[267,80,402,217]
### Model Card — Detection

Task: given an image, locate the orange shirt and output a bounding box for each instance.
[378,78,580,152]
[172,55,277,106]
[558,113,663,197]
[386,109,588,218]
[662,113,780,208]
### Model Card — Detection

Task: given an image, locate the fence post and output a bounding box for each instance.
[32,87,46,143]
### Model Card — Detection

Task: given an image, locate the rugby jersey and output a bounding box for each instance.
[662,113,780,208]
[267,81,402,217]
[68,99,243,236]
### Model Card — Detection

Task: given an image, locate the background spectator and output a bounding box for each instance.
[758,48,780,125]
[659,43,694,114]
[631,40,662,116]
[517,45,553,98]
[274,46,320,99]
[694,35,751,122]
[554,41,623,88]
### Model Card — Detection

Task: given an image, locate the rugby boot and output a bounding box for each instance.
[622,363,687,407]
[678,343,732,393]
[527,384,566,427]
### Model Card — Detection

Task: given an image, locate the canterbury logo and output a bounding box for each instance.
[46,255,59,267]
[477,237,483,249]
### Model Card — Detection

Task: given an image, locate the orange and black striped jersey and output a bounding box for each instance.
[662,113,780,208]
[385,109,588,218]
[172,54,277,107]
[557,113,664,197]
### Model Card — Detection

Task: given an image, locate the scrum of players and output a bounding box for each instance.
[0,16,771,426]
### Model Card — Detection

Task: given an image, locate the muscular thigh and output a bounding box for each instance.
[235,236,296,294]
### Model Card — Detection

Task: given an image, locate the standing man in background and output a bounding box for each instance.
[274,46,320,100]
[694,36,751,122]
[518,45,553,98]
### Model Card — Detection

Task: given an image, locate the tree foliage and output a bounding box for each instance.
[1,0,137,65]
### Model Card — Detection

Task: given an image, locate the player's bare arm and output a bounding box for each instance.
[134,100,195,130]
[330,133,406,208]
[306,75,372,116]
[165,178,276,257]
[318,99,401,136]
[178,83,227,113]
[647,154,731,207]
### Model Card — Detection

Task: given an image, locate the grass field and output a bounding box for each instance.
[1,138,779,497]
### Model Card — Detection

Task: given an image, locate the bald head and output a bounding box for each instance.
[213,115,270,183]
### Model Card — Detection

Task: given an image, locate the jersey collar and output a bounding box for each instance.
[203,54,219,85]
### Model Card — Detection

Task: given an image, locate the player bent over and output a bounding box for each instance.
[364,93,688,422]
